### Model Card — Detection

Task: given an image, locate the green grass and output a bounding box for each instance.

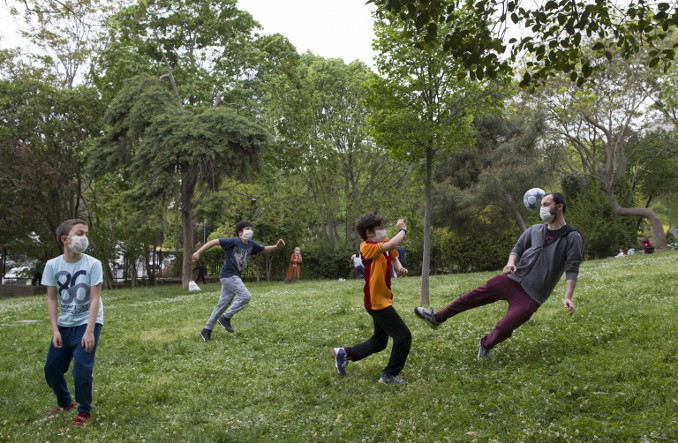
[1,252,676,442]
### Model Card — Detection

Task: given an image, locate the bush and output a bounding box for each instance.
[294,245,355,280]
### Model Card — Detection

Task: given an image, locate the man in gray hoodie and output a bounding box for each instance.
[414,192,583,359]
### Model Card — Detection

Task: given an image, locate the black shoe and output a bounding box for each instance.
[477,339,490,360]
[414,307,441,329]
[199,328,212,342]
[217,316,234,333]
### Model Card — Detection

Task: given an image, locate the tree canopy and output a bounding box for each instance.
[370,0,677,86]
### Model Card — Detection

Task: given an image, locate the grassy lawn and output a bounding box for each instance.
[1,252,676,442]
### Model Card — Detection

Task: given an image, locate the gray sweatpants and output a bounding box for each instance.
[204,276,252,330]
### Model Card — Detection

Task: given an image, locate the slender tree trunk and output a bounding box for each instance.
[1,247,6,285]
[504,192,527,232]
[181,169,197,290]
[606,187,667,250]
[327,208,335,248]
[420,146,433,306]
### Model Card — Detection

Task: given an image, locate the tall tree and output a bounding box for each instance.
[369,0,677,86]
[6,0,114,88]
[90,0,282,288]
[368,14,498,305]
[0,55,104,254]
[530,46,673,249]
[91,75,271,289]
[433,109,552,234]
[261,54,413,248]
[94,0,261,108]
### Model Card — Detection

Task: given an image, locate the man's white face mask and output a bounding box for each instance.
[67,235,89,254]
[241,229,254,240]
[540,206,555,223]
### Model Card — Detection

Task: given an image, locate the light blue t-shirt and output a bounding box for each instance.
[42,254,104,327]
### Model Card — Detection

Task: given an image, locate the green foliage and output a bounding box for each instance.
[406,224,517,275]
[260,53,417,249]
[95,0,261,107]
[629,129,678,200]
[562,176,637,258]
[370,0,677,87]
[287,244,355,280]
[368,16,496,162]
[0,63,105,254]
[432,109,554,233]
[1,253,676,440]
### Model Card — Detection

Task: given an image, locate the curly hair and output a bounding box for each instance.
[355,212,385,241]
[234,221,253,236]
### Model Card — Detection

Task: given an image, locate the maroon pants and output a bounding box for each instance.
[435,274,540,349]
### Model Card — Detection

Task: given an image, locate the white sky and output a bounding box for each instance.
[238,0,377,66]
[0,1,378,67]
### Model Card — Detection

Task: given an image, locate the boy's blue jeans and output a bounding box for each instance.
[44,323,102,415]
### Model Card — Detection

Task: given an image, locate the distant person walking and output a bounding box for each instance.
[415,193,583,359]
[285,247,303,284]
[42,219,104,427]
[32,260,44,286]
[350,251,363,279]
[195,263,207,284]
[192,221,285,341]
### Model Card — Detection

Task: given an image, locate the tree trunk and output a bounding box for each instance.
[606,188,667,250]
[181,169,197,290]
[420,146,433,306]
[1,247,6,285]
[504,192,527,232]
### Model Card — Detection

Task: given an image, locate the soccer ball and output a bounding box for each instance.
[523,188,546,210]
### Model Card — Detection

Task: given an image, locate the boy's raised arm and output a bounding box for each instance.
[381,219,407,252]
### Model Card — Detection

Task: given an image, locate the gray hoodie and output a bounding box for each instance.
[507,223,583,305]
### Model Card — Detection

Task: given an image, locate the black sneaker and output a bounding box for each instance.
[332,347,348,376]
[477,339,490,360]
[414,307,441,329]
[378,372,406,385]
[199,328,212,342]
[217,316,234,333]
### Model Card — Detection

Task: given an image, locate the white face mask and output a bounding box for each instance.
[241,229,254,240]
[540,206,555,223]
[374,229,387,242]
[67,235,89,254]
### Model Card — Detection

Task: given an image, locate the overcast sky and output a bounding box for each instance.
[0,1,378,66]
[238,0,378,66]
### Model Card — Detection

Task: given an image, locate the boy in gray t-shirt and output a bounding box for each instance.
[42,219,104,426]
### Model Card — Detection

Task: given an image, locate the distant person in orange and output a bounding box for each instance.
[285,247,303,284]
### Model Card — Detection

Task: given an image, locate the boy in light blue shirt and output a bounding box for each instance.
[42,219,103,426]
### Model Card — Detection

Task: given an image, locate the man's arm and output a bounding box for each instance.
[47,287,62,348]
[264,239,285,254]
[81,284,101,353]
[504,227,532,274]
[562,231,583,315]
[503,253,519,274]
[192,239,220,261]
[562,279,576,315]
